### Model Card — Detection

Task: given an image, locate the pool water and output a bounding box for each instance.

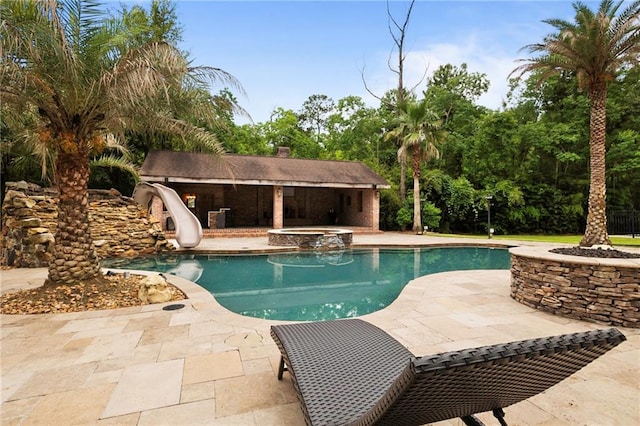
[104,247,510,321]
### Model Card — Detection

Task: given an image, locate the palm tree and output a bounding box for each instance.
[386,99,445,233]
[1,0,242,287]
[512,0,640,247]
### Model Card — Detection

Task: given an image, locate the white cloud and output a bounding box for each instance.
[360,35,521,111]
[237,36,526,124]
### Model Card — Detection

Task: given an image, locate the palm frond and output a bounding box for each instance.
[186,64,246,97]
[3,0,242,169]
[156,116,226,156]
[90,153,139,182]
[511,0,639,88]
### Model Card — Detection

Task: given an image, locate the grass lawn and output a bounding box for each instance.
[434,233,640,247]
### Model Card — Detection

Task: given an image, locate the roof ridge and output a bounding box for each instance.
[147,149,366,165]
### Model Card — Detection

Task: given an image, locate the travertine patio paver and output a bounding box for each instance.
[214,372,298,418]
[1,234,638,425]
[183,351,244,385]
[102,359,183,418]
[10,362,97,400]
[23,383,115,425]
[137,399,216,426]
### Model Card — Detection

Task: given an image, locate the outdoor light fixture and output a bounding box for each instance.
[486,195,493,239]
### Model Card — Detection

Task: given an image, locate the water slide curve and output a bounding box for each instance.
[133,182,203,248]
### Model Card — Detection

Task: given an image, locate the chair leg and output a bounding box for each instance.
[493,408,507,426]
[461,415,485,426]
[277,356,286,380]
[460,409,508,426]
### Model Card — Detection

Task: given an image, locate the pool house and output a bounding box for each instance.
[139,148,390,233]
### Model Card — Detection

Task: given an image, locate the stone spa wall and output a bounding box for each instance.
[1,181,174,268]
[510,246,640,328]
[267,228,353,249]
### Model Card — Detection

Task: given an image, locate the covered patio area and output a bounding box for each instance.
[138,149,390,233]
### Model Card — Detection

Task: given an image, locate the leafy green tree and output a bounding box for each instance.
[115,0,183,48]
[324,96,384,165]
[386,99,446,233]
[222,123,271,155]
[376,90,410,169]
[421,201,441,231]
[512,0,640,247]
[422,170,475,233]
[607,129,640,209]
[263,108,320,158]
[1,0,241,287]
[393,196,441,231]
[464,110,522,185]
[427,63,490,103]
[396,204,413,230]
[424,63,490,177]
[298,94,335,145]
[605,66,640,210]
[204,89,260,155]
[378,188,403,231]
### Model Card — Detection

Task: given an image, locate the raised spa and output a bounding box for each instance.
[268,228,353,249]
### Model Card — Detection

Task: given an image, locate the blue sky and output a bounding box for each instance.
[151,1,594,124]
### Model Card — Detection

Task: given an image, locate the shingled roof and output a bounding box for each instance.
[139,150,390,189]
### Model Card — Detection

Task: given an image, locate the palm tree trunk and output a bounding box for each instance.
[46,151,102,286]
[412,150,422,234]
[580,84,611,247]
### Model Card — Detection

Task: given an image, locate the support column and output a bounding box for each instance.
[273,185,284,229]
[371,189,381,231]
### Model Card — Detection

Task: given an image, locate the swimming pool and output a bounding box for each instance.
[104,247,510,321]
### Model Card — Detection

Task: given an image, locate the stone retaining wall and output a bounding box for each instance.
[510,246,640,328]
[1,181,174,268]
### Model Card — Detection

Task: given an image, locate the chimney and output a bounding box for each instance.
[276,147,291,158]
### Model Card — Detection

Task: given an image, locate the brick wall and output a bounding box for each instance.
[510,246,639,328]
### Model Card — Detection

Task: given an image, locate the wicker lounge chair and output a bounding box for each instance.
[270,319,626,426]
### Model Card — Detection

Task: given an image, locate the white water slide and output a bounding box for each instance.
[133,182,203,248]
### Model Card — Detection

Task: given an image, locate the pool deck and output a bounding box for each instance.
[1,233,639,425]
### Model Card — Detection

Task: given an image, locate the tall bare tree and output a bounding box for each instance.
[363,0,425,201]
[387,0,415,201]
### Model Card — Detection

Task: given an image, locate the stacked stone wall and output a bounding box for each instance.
[510,247,639,328]
[1,181,174,268]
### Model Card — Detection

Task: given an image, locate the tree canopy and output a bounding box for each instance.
[3,0,639,241]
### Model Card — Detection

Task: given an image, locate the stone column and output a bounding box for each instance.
[273,186,284,229]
